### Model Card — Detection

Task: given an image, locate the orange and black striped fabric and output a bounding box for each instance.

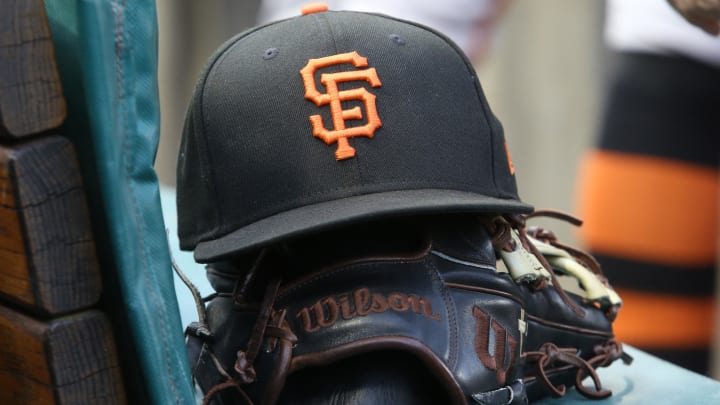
[576,52,720,374]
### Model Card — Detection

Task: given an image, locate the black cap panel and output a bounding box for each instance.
[177,10,531,260]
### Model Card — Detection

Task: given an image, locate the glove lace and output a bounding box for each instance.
[203,275,298,405]
[485,213,586,318]
[524,339,632,400]
[526,209,604,278]
[524,342,609,399]
[524,210,622,321]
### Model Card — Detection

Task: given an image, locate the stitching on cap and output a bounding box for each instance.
[307,13,365,182]
[319,12,340,60]
[356,11,503,194]
[195,21,288,241]
[325,13,365,183]
[198,42,247,239]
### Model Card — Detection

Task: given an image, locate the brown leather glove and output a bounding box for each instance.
[184,214,630,404]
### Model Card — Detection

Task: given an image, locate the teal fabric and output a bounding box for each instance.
[44,1,195,403]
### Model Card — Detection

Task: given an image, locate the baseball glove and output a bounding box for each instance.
[482,210,633,400]
[182,212,631,405]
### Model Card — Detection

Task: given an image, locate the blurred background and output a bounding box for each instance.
[153,0,720,380]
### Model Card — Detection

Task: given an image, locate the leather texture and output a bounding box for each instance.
[190,216,629,404]
[44,1,194,403]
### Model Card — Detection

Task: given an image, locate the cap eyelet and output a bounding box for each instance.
[389,34,406,45]
[263,48,279,60]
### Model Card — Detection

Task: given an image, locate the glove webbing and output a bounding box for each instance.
[524,210,621,320]
[526,210,604,280]
[487,214,586,318]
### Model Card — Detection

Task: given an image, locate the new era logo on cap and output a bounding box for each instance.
[176,5,531,262]
[300,51,383,160]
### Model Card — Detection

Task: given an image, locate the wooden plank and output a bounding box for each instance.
[0,0,67,137]
[0,136,101,315]
[0,305,127,404]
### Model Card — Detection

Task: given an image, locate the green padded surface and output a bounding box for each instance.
[44,1,195,403]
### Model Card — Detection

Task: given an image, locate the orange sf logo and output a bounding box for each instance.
[300,51,382,160]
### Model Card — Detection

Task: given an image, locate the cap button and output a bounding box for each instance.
[301,2,329,15]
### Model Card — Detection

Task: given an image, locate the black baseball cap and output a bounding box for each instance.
[177,3,532,263]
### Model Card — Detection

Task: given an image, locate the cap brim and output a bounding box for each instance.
[193,188,533,262]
